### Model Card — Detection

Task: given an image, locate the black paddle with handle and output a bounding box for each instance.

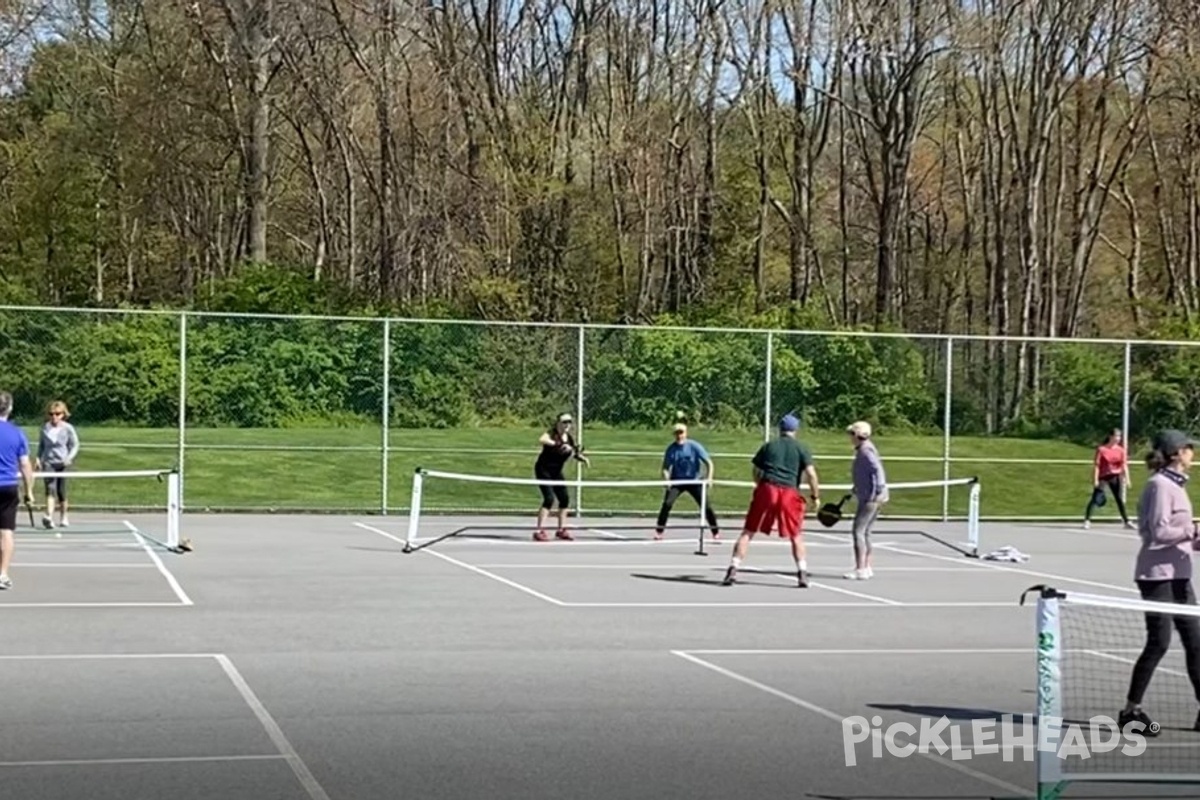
[817,493,853,528]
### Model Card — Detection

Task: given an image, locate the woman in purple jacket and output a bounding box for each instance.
[1121,429,1200,736]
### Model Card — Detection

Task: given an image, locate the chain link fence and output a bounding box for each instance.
[3,305,1199,518]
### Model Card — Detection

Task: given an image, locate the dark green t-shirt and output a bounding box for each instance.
[752,436,813,488]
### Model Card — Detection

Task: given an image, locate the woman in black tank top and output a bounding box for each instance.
[533,413,590,541]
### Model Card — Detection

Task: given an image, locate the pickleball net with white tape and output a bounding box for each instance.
[400,468,981,556]
[18,467,184,552]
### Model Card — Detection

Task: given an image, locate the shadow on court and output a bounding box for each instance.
[630,572,800,590]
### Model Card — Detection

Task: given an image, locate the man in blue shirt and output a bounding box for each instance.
[654,422,720,540]
[0,391,36,590]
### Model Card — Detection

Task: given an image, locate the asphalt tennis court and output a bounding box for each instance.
[4,510,1199,799]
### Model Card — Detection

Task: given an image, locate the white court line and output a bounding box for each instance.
[875,542,1140,596]
[679,647,1145,655]
[355,522,566,607]
[586,527,631,540]
[0,602,191,609]
[125,522,193,607]
[214,654,332,800]
[0,652,218,660]
[671,650,1030,797]
[560,601,1019,608]
[0,754,287,768]
[469,564,974,571]
[807,580,903,606]
[10,563,155,568]
[1085,649,1195,681]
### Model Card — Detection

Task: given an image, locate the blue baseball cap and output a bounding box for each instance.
[779,414,800,432]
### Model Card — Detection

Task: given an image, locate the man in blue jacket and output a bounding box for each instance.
[654,422,720,540]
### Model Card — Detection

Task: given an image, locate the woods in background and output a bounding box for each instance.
[2,0,1200,438]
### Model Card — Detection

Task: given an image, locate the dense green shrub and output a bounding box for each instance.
[4,302,1200,444]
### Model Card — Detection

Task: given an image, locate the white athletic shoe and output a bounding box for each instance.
[864,566,874,579]
[59,514,69,528]
[844,569,870,580]
[0,575,12,590]
[1083,520,1091,530]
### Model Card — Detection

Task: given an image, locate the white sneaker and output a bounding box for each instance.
[864,566,874,579]
[0,575,12,590]
[1083,520,1091,530]
[59,515,69,528]
[844,569,869,580]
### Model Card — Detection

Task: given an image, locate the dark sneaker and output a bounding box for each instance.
[797,570,809,589]
[555,529,574,541]
[721,567,737,586]
[1119,708,1160,737]
[533,530,549,542]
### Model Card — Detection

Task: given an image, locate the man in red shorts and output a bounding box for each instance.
[722,413,820,588]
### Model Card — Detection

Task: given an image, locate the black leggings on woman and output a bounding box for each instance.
[1126,578,1200,705]
[1086,475,1128,523]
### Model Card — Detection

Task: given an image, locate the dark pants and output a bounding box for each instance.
[655,483,719,535]
[1126,578,1200,705]
[1086,476,1128,523]
[535,469,569,510]
[43,463,67,501]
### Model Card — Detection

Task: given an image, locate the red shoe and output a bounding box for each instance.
[533,530,549,542]
[555,529,574,541]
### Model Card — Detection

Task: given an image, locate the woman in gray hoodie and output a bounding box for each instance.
[1120,429,1200,737]
[36,400,79,529]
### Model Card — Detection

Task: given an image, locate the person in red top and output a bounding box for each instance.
[1085,428,1132,530]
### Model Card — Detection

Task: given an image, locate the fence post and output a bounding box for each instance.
[576,324,586,515]
[177,312,187,510]
[1121,340,1132,506]
[942,336,953,521]
[382,318,391,516]
[763,330,774,442]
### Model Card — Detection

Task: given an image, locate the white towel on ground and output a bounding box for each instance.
[983,545,1029,563]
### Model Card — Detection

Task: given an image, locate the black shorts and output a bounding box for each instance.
[535,468,570,509]
[0,485,18,531]
[43,464,67,500]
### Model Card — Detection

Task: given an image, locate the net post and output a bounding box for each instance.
[404,468,425,553]
[967,478,981,556]
[763,331,774,443]
[177,311,187,510]
[1121,341,1131,509]
[167,470,181,550]
[576,324,586,516]
[1035,587,1067,800]
[381,318,391,516]
[942,337,953,522]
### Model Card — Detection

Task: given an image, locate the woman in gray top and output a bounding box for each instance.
[36,400,79,529]
[1120,429,1200,736]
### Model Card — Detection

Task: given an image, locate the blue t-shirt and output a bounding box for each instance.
[662,440,710,481]
[0,420,29,487]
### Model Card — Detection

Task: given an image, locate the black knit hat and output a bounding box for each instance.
[1152,429,1197,458]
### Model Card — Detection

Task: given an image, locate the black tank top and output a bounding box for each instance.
[535,429,576,474]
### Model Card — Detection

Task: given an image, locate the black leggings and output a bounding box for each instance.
[1126,579,1200,705]
[536,470,569,510]
[655,484,719,534]
[1086,476,1128,522]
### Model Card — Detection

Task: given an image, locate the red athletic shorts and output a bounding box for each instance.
[743,481,805,538]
